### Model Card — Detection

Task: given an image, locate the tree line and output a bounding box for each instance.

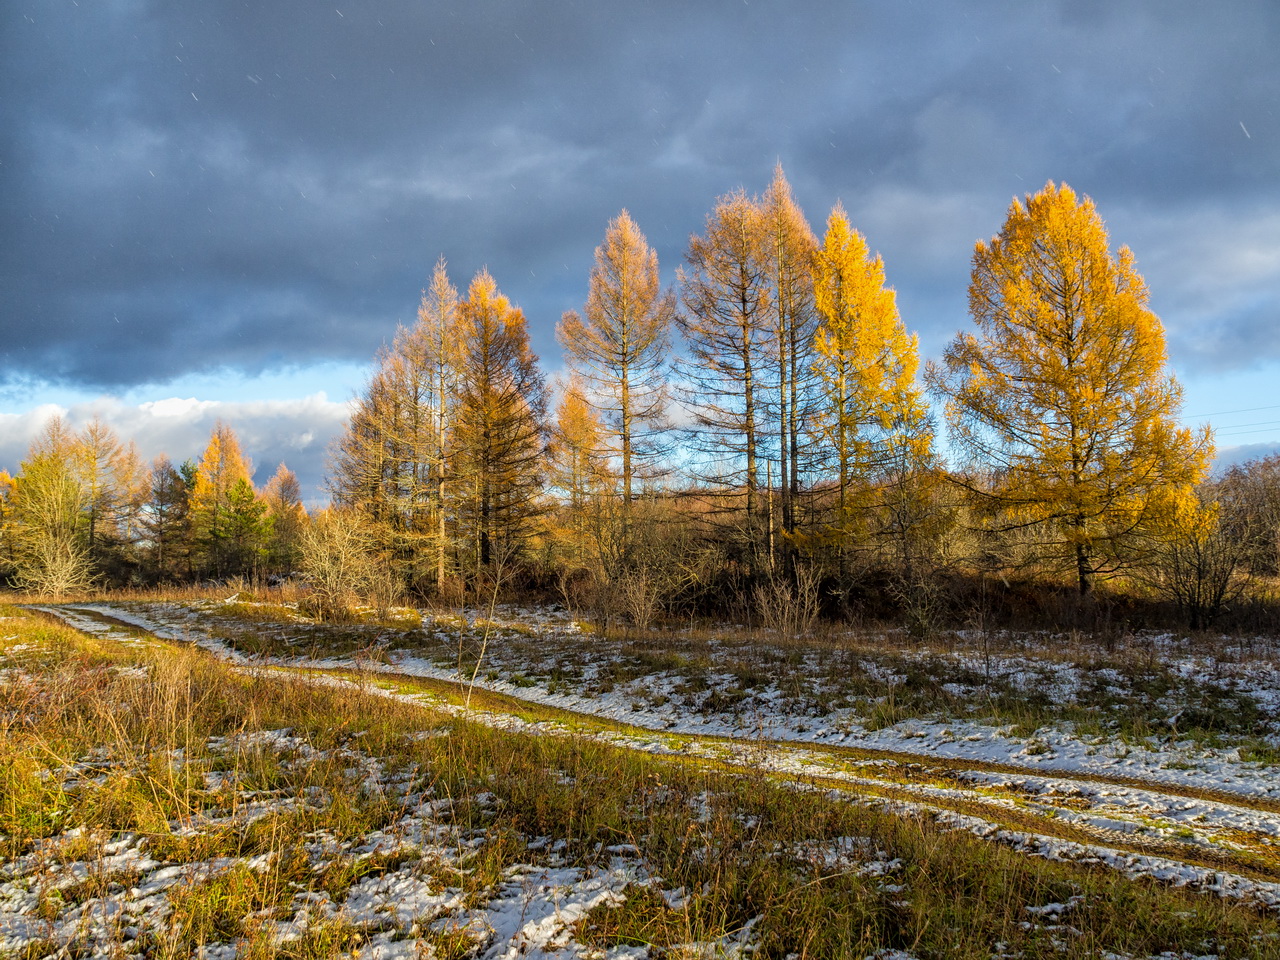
[4,170,1276,630]
[0,418,305,595]
[321,171,1235,628]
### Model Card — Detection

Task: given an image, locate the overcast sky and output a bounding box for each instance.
[3,0,1278,500]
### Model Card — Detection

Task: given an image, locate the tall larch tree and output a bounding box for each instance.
[559,210,675,531]
[189,421,256,577]
[810,204,932,574]
[330,355,419,542]
[331,362,400,530]
[927,181,1210,595]
[262,462,307,577]
[330,258,462,592]
[141,456,193,581]
[547,376,616,568]
[453,269,548,571]
[678,188,773,569]
[75,418,148,574]
[761,166,819,558]
[417,258,463,588]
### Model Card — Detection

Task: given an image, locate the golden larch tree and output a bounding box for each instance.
[189,421,256,576]
[261,462,307,576]
[810,203,932,572]
[927,181,1210,595]
[329,257,463,591]
[0,470,16,574]
[559,210,675,523]
[330,363,402,526]
[547,376,616,568]
[416,257,463,587]
[453,269,548,570]
[761,165,818,553]
[74,417,148,566]
[678,188,773,568]
[191,422,253,517]
[141,456,194,581]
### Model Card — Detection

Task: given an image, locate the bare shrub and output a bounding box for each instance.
[1142,496,1251,630]
[753,565,822,642]
[891,567,947,641]
[365,568,403,620]
[298,509,380,622]
[11,448,94,600]
[433,574,467,611]
[557,567,613,632]
[617,568,664,633]
[15,533,94,600]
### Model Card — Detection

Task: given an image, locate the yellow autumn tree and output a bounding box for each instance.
[189,421,256,577]
[453,269,548,572]
[330,257,462,592]
[559,211,674,525]
[547,376,617,568]
[927,181,1211,595]
[678,188,773,570]
[0,470,15,576]
[761,165,819,556]
[416,258,464,588]
[810,204,933,574]
[261,462,307,577]
[74,417,149,570]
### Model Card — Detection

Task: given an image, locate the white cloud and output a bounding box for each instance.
[139,397,217,418]
[1214,441,1280,474]
[0,393,350,505]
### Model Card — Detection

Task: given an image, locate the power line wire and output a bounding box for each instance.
[1214,426,1280,439]
[1207,418,1280,432]
[1182,402,1280,420]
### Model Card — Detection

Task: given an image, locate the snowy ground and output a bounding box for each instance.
[54,600,1280,795]
[31,602,1280,911]
[0,721,674,960]
[6,600,1278,960]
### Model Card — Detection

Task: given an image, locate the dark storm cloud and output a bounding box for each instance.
[3,0,1278,390]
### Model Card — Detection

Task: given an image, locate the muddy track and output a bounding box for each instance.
[34,603,1280,895]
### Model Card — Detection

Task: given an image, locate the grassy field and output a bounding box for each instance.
[2,601,1279,959]
[113,589,1280,756]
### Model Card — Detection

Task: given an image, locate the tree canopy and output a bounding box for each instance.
[928,181,1210,594]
